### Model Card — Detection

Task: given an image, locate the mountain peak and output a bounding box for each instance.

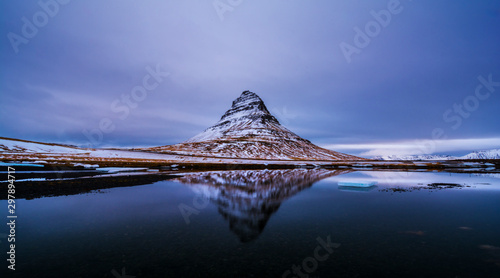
[183,91,281,143]
[231,90,264,110]
[240,90,259,98]
[219,91,279,124]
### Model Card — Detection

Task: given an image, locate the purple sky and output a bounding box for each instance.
[1,0,499,157]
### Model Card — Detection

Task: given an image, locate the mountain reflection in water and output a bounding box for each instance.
[175,169,351,242]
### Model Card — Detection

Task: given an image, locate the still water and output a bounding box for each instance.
[2,169,500,277]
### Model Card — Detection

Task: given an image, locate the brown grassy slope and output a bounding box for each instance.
[147,138,363,161]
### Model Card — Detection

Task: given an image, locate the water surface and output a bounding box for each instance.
[2,169,500,277]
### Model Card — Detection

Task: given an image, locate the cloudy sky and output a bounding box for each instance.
[1,0,499,157]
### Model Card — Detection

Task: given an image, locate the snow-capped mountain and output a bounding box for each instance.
[149,91,361,160]
[460,149,500,160]
[374,149,500,160]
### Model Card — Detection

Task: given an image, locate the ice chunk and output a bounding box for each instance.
[338,180,377,187]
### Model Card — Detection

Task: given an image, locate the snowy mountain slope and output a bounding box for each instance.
[149,91,361,160]
[184,91,295,143]
[460,149,500,159]
[374,149,500,160]
[0,137,88,154]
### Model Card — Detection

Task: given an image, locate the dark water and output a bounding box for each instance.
[2,169,500,277]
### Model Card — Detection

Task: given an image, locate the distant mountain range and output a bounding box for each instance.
[373,149,500,160]
[147,91,361,160]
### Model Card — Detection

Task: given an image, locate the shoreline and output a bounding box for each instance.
[1,154,499,171]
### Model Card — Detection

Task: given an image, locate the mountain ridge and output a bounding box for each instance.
[373,149,500,160]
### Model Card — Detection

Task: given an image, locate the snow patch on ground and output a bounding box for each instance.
[0,138,87,154]
[96,167,149,173]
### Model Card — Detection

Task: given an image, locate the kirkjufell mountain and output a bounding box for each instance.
[149,91,361,160]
